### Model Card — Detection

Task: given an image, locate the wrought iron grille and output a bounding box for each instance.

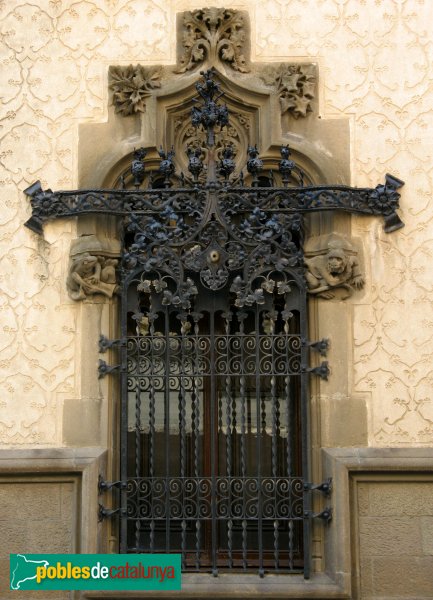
[121,265,307,575]
[24,68,404,579]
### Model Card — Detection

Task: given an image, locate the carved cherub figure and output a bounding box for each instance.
[67,254,118,300]
[305,245,364,299]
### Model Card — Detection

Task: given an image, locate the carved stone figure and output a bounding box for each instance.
[67,254,119,301]
[66,236,120,301]
[305,237,364,299]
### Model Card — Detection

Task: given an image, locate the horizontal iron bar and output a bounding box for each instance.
[302,338,329,356]
[124,476,305,521]
[305,507,333,524]
[98,475,127,493]
[98,504,126,522]
[98,359,121,378]
[302,361,330,380]
[24,175,404,234]
[124,516,306,522]
[304,477,332,496]
[99,334,127,353]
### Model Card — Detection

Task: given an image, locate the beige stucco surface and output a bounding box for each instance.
[0,0,432,448]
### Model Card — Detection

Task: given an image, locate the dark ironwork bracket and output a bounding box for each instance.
[304,477,332,496]
[98,359,121,379]
[99,334,127,353]
[302,338,329,357]
[98,475,127,493]
[302,361,330,380]
[23,175,405,236]
[98,503,126,522]
[305,507,333,524]
[23,71,405,241]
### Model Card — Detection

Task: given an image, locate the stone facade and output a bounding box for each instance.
[356,480,433,598]
[1,1,433,598]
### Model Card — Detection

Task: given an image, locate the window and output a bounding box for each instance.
[24,67,402,584]
[121,266,308,575]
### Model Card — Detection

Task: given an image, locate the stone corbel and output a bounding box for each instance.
[304,233,365,300]
[66,235,121,301]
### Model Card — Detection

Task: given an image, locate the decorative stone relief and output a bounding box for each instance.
[66,236,120,301]
[108,8,315,125]
[176,7,250,73]
[173,108,251,180]
[304,234,364,300]
[109,65,162,116]
[260,63,316,118]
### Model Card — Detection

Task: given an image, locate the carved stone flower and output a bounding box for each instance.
[109,65,162,116]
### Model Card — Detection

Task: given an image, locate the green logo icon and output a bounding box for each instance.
[10,554,181,591]
[10,554,50,590]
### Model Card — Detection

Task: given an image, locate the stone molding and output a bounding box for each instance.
[259,63,316,118]
[322,447,433,600]
[304,233,365,300]
[0,448,107,556]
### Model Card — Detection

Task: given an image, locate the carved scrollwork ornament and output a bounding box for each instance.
[176,8,250,73]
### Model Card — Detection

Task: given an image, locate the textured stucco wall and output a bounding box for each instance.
[0,0,432,448]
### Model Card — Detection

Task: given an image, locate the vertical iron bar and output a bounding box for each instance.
[224,312,233,568]
[164,306,171,554]
[239,312,247,570]
[148,304,156,552]
[210,312,218,576]
[300,296,311,579]
[179,318,187,569]
[289,519,294,571]
[120,278,128,553]
[192,313,201,570]
[134,309,143,550]
[134,355,141,549]
[284,310,294,570]
[255,306,264,577]
[270,311,279,570]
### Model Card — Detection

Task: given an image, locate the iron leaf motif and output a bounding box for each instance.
[109,65,162,116]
